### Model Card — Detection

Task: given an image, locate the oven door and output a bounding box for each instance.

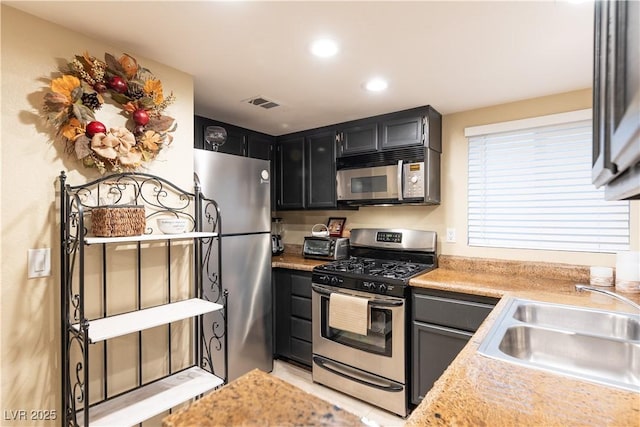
[311,283,405,383]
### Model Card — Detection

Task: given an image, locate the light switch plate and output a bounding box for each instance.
[28,248,51,278]
[446,228,456,243]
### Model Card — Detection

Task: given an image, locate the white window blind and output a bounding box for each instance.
[467,115,630,253]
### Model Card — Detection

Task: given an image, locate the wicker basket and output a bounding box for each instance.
[91,205,146,237]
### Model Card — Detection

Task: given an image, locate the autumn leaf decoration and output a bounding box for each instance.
[42,51,177,174]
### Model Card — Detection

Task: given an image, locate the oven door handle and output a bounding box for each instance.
[311,284,403,307]
[313,356,403,392]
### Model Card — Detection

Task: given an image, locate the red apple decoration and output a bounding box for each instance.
[86,121,106,137]
[93,82,108,93]
[132,109,150,126]
[109,76,128,94]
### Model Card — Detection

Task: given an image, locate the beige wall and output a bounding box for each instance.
[1,6,194,426]
[279,89,639,267]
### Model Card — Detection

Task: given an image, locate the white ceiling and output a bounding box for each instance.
[6,0,594,136]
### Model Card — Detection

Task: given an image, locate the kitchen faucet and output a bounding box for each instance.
[575,284,640,311]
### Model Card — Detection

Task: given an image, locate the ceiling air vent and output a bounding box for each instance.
[244,95,280,109]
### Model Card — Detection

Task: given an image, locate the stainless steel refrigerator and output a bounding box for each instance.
[195,149,273,381]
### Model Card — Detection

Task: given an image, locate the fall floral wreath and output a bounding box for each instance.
[43,52,176,174]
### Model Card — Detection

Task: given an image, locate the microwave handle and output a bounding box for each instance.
[397,159,404,201]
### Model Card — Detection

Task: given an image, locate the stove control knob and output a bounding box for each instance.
[363,282,372,290]
[378,284,388,293]
[330,276,339,286]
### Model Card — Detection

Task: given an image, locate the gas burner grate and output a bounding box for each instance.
[317,257,432,281]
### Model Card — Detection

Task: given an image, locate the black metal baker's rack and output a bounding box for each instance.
[59,171,228,427]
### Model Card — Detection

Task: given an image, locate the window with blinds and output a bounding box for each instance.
[466,111,630,253]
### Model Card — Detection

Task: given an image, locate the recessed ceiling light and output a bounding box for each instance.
[364,77,388,92]
[310,38,339,58]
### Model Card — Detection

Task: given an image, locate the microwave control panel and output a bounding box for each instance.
[402,162,425,198]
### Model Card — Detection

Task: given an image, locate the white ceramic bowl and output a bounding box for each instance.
[157,218,188,234]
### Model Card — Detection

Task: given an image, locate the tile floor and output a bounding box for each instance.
[271,360,407,427]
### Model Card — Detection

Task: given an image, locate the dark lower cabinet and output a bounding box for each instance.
[411,289,498,405]
[412,323,472,404]
[273,269,313,367]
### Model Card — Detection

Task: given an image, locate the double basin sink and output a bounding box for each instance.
[478,298,640,392]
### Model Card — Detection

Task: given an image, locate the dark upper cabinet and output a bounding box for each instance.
[380,115,424,149]
[592,0,640,200]
[336,106,441,158]
[220,127,247,156]
[275,128,337,210]
[305,131,337,209]
[248,133,273,160]
[194,115,274,160]
[338,121,378,156]
[276,136,305,210]
[195,115,276,208]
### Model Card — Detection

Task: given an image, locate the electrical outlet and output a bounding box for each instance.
[446,228,456,243]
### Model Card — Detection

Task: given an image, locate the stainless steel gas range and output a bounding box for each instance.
[311,228,437,417]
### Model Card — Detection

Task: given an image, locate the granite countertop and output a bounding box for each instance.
[162,369,364,427]
[272,252,325,272]
[272,252,640,426]
[406,257,640,426]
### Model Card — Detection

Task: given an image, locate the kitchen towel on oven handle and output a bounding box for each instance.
[329,292,369,335]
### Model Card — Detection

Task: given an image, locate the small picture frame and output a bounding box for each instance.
[327,217,346,237]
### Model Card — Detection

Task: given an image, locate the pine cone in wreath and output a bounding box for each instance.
[81,92,102,111]
[127,84,145,100]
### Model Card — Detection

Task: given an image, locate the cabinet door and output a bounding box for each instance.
[195,116,247,156]
[339,122,378,156]
[413,293,495,332]
[217,127,246,156]
[306,131,337,209]
[276,138,305,210]
[247,133,274,160]
[411,322,472,405]
[380,115,424,149]
[273,270,292,359]
[194,115,206,149]
[273,270,313,366]
[289,271,312,366]
[608,0,640,173]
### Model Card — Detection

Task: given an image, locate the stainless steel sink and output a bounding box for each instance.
[513,301,640,340]
[478,298,640,392]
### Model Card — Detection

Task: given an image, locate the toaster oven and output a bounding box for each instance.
[303,237,349,260]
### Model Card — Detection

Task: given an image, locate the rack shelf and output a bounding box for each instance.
[60,172,227,427]
[76,366,223,427]
[72,298,223,343]
[85,231,218,245]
